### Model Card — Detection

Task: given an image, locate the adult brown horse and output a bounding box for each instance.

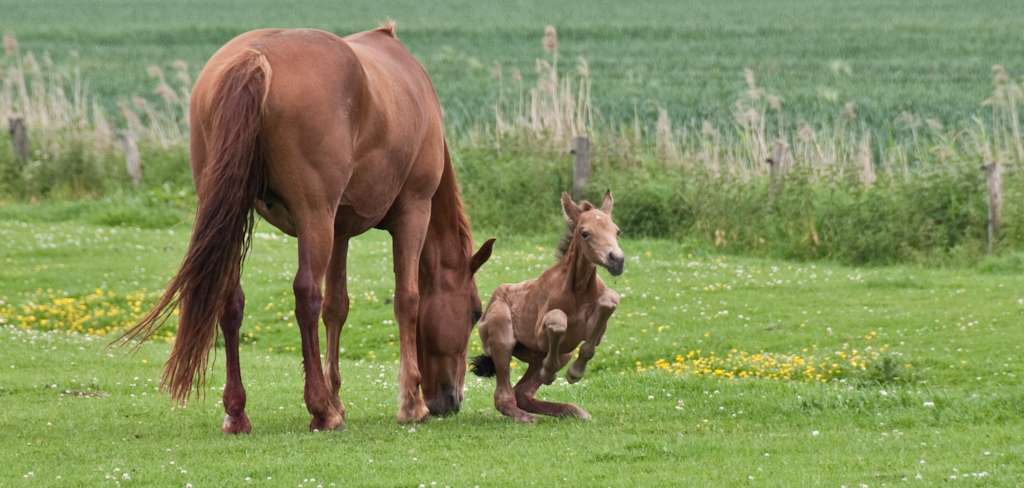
[119,24,494,433]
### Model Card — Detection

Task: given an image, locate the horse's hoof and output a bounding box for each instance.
[222,413,252,435]
[329,398,347,420]
[397,402,430,424]
[309,412,345,432]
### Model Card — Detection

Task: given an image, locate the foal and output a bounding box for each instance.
[473,191,623,423]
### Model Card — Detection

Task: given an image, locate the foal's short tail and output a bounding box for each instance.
[116,48,272,402]
[470,355,497,378]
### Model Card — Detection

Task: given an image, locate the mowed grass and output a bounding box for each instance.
[3,205,1024,485]
[3,0,1024,131]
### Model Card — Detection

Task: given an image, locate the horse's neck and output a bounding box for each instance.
[559,239,597,294]
[419,163,471,288]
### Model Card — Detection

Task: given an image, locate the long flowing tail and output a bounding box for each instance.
[116,48,271,402]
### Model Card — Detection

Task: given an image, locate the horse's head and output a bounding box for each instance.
[562,190,624,276]
[417,238,495,416]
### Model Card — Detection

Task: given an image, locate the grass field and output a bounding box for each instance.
[3,204,1024,485]
[3,0,1024,132]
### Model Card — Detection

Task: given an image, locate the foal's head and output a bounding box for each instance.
[560,190,624,276]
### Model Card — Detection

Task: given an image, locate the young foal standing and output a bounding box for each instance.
[473,191,623,423]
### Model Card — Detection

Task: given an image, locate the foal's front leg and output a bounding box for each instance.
[566,289,619,383]
[538,309,568,385]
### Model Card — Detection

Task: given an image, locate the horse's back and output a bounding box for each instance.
[191,27,445,236]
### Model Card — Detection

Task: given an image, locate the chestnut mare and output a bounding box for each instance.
[120,25,494,433]
[472,191,622,423]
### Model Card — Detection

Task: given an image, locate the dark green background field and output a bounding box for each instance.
[3,0,1024,131]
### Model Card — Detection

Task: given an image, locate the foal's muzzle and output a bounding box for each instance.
[606,252,625,276]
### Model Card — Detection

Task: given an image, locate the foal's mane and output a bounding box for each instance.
[555,200,594,261]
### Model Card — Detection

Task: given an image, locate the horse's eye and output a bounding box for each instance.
[616,230,621,236]
[581,231,590,239]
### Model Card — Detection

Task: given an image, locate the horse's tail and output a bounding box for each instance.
[116,48,271,402]
[470,355,496,378]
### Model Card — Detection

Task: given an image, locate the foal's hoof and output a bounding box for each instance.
[222,413,252,435]
[514,412,536,424]
[309,412,345,432]
[565,369,583,384]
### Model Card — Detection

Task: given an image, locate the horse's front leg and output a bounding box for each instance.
[322,239,350,418]
[566,288,618,384]
[538,309,568,385]
[220,282,251,434]
[390,209,432,424]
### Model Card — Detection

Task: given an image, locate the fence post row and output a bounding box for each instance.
[982,161,1002,252]
[572,135,591,202]
[765,139,790,189]
[8,115,30,166]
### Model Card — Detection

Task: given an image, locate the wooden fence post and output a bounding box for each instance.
[118,130,142,188]
[982,161,1002,252]
[572,135,591,202]
[8,115,29,166]
[765,139,790,188]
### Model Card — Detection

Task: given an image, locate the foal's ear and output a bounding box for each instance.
[561,191,581,222]
[600,189,613,216]
[471,238,496,275]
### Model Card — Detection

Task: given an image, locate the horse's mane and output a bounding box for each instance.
[376,20,397,39]
[555,200,594,261]
[428,142,474,277]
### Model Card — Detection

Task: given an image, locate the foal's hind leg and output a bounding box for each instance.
[566,289,619,384]
[513,350,590,420]
[220,283,251,434]
[322,239,350,418]
[538,309,568,385]
[479,298,535,423]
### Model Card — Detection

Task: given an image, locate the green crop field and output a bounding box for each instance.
[3,0,1023,132]
[3,205,1024,485]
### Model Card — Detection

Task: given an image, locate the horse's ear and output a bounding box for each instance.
[470,238,496,275]
[561,191,581,222]
[600,189,613,216]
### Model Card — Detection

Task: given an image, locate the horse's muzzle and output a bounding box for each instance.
[427,385,462,416]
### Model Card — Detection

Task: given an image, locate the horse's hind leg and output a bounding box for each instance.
[566,288,619,383]
[220,283,252,434]
[538,309,567,385]
[479,298,534,423]
[322,239,350,418]
[513,351,590,420]
[294,213,344,431]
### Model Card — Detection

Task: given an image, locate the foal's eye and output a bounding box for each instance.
[581,231,590,239]
[616,230,621,236]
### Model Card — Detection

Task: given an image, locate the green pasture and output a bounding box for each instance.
[3,205,1024,485]
[3,0,1023,132]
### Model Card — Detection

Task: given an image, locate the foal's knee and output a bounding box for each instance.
[543,309,568,335]
[598,289,619,312]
